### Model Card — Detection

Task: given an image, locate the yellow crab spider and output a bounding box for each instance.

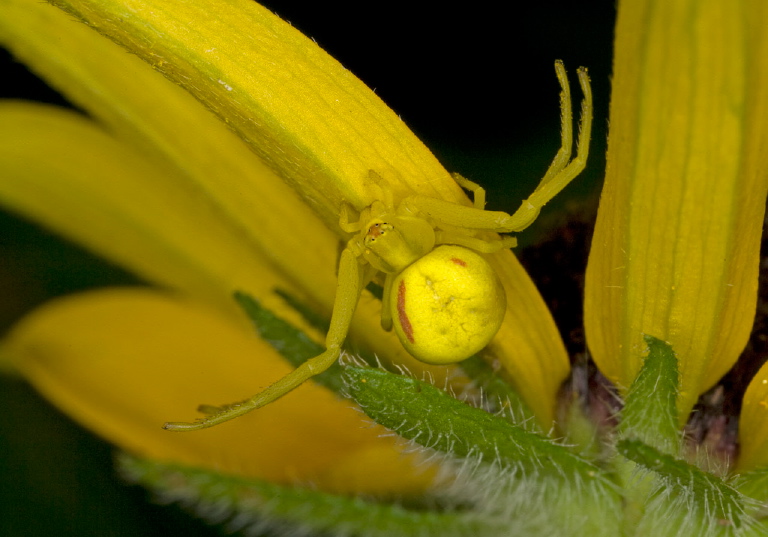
[164,60,592,432]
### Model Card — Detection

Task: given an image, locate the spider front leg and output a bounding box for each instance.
[401,60,592,236]
[511,61,592,232]
[164,247,366,431]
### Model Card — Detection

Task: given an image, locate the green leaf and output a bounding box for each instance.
[273,287,331,333]
[618,438,751,530]
[118,454,507,537]
[620,335,680,454]
[458,355,539,431]
[734,466,768,509]
[343,366,608,484]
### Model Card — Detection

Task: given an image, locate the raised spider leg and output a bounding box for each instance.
[537,60,574,191]
[164,247,366,431]
[519,65,592,226]
[400,60,591,236]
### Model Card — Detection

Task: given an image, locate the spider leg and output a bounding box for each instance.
[399,61,592,236]
[537,60,574,190]
[340,171,397,234]
[164,247,365,431]
[435,231,517,253]
[367,170,394,210]
[510,64,592,231]
[380,273,395,331]
[452,172,486,209]
[339,203,364,233]
[399,195,516,231]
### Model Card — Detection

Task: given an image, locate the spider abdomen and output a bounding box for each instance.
[391,245,507,365]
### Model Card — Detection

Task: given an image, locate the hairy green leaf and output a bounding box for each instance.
[344,366,608,484]
[118,454,506,537]
[734,466,768,512]
[620,335,680,454]
[618,438,750,529]
[458,355,538,430]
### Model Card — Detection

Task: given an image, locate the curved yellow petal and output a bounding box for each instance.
[49,0,460,214]
[737,362,768,472]
[1,288,435,496]
[487,254,569,425]
[585,0,768,421]
[1,0,569,423]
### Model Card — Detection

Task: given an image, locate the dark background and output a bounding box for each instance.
[0,1,616,535]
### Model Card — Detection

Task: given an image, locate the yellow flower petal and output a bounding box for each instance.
[0,1,341,319]
[1,288,435,496]
[1,0,571,423]
[585,0,768,421]
[49,0,459,213]
[737,362,768,472]
[0,0,339,305]
[0,102,306,326]
[486,257,569,425]
[0,99,455,393]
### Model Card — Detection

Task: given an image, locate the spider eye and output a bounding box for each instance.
[368,222,388,236]
[364,221,393,246]
[390,245,506,365]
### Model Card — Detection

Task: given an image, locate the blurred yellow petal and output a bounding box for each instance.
[1,288,434,496]
[585,0,768,421]
[1,0,571,423]
[0,0,339,306]
[0,102,304,326]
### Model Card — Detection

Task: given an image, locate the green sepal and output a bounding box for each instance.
[117,453,507,537]
[233,290,345,392]
[618,438,751,529]
[343,366,609,485]
[620,335,680,454]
